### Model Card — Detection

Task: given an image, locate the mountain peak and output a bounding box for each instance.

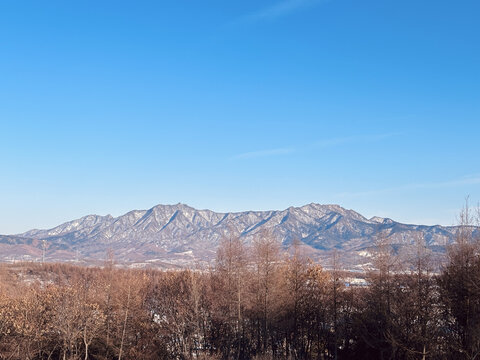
[370,216,394,224]
[151,202,188,209]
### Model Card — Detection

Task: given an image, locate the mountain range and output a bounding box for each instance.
[0,203,469,269]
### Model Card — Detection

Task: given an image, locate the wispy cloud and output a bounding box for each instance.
[231,132,398,161]
[232,147,295,160]
[337,175,480,198]
[314,133,399,148]
[239,0,327,24]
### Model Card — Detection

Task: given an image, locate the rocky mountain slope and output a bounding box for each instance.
[0,203,468,268]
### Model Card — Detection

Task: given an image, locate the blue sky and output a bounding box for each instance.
[1,0,479,233]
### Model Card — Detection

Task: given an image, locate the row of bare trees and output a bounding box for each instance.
[0,213,479,359]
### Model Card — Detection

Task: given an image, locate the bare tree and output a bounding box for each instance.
[439,198,480,359]
[214,231,249,358]
[252,230,281,356]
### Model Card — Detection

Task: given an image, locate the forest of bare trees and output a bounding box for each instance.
[0,208,479,360]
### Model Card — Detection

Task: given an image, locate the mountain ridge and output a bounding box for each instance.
[0,203,470,268]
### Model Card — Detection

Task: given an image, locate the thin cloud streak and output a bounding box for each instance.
[337,175,480,198]
[239,0,327,23]
[313,132,400,148]
[232,147,295,160]
[232,132,398,161]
